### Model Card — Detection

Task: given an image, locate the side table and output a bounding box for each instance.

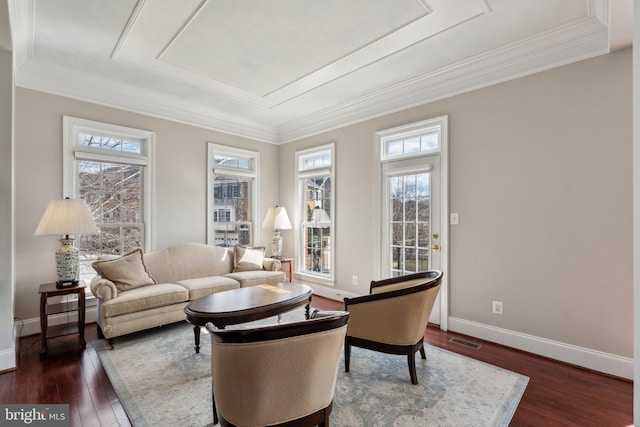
[276,257,293,282]
[39,281,86,355]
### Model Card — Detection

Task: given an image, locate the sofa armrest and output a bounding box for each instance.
[90,276,118,302]
[262,258,281,271]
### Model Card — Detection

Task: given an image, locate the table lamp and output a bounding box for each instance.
[262,206,292,258]
[34,198,99,288]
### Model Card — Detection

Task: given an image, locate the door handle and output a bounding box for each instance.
[432,245,439,251]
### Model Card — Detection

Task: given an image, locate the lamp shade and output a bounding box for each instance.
[35,198,98,287]
[262,206,292,231]
[34,198,99,236]
[311,208,330,224]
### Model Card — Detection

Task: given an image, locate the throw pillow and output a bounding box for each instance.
[92,248,156,292]
[234,245,266,272]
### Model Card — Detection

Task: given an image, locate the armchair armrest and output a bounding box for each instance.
[262,258,281,271]
[90,276,118,302]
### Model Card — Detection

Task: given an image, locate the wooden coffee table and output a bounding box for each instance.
[184,283,313,354]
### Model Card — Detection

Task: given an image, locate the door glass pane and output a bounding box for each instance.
[388,172,430,276]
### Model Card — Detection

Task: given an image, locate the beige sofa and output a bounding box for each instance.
[90,243,286,346]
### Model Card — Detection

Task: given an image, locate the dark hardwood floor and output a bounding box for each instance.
[0,295,633,426]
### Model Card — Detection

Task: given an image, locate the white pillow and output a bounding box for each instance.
[234,245,266,272]
[92,248,156,291]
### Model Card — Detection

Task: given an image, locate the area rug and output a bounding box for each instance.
[95,316,528,427]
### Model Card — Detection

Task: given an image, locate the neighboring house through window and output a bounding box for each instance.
[63,116,154,285]
[208,143,258,247]
[295,143,334,284]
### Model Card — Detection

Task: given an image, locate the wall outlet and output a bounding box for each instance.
[492,301,503,315]
[352,275,358,285]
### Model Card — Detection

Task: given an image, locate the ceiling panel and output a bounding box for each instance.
[162,0,429,96]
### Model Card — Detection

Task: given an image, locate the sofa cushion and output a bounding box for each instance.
[92,248,156,292]
[143,243,234,284]
[234,245,266,272]
[176,276,241,300]
[101,283,189,317]
[224,270,287,287]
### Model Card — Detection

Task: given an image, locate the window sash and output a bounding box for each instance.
[63,116,154,289]
[208,143,258,247]
[295,143,335,284]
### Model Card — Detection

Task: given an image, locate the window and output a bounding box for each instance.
[63,116,154,285]
[208,144,258,247]
[296,144,334,283]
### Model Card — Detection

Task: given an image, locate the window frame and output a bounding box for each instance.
[295,143,335,285]
[63,115,155,286]
[207,143,259,247]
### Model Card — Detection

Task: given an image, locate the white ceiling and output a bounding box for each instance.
[7,0,633,143]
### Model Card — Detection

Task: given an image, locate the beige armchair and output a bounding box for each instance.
[207,311,349,427]
[343,270,443,384]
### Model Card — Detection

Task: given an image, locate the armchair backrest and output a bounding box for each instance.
[208,312,349,426]
[369,270,442,295]
[344,270,442,346]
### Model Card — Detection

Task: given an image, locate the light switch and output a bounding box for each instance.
[450,213,459,225]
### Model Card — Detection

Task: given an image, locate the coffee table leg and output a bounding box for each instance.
[305,302,310,319]
[193,325,200,354]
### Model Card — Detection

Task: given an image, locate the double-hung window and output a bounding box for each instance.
[208,144,258,247]
[296,144,334,283]
[63,116,154,285]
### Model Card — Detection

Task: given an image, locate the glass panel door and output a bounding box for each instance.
[382,155,441,324]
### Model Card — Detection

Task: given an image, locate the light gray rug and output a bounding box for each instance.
[95,316,528,427]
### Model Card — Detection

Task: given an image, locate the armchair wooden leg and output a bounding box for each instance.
[420,344,426,360]
[344,337,351,372]
[408,353,418,385]
[212,385,218,425]
[321,407,330,427]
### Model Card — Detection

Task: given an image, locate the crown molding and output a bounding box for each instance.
[278,15,609,143]
[7,0,33,67]
[16,58,280,143]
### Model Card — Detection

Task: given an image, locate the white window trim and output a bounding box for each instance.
[63,116,155,253]
[295,143,335,286]
[207,143,259,247]
[379,118,444,162]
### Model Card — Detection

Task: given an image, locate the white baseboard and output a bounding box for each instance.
[18,305,98,338]
[0,320,21,372]
[0,346,15,372]
[448,316,633,380]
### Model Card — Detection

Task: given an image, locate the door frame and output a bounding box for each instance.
[373,116,449,330]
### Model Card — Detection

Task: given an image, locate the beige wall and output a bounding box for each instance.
[13,89,281,320]
[283,48,633,358]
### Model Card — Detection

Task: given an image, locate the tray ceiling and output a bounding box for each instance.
[8,0,632,143]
